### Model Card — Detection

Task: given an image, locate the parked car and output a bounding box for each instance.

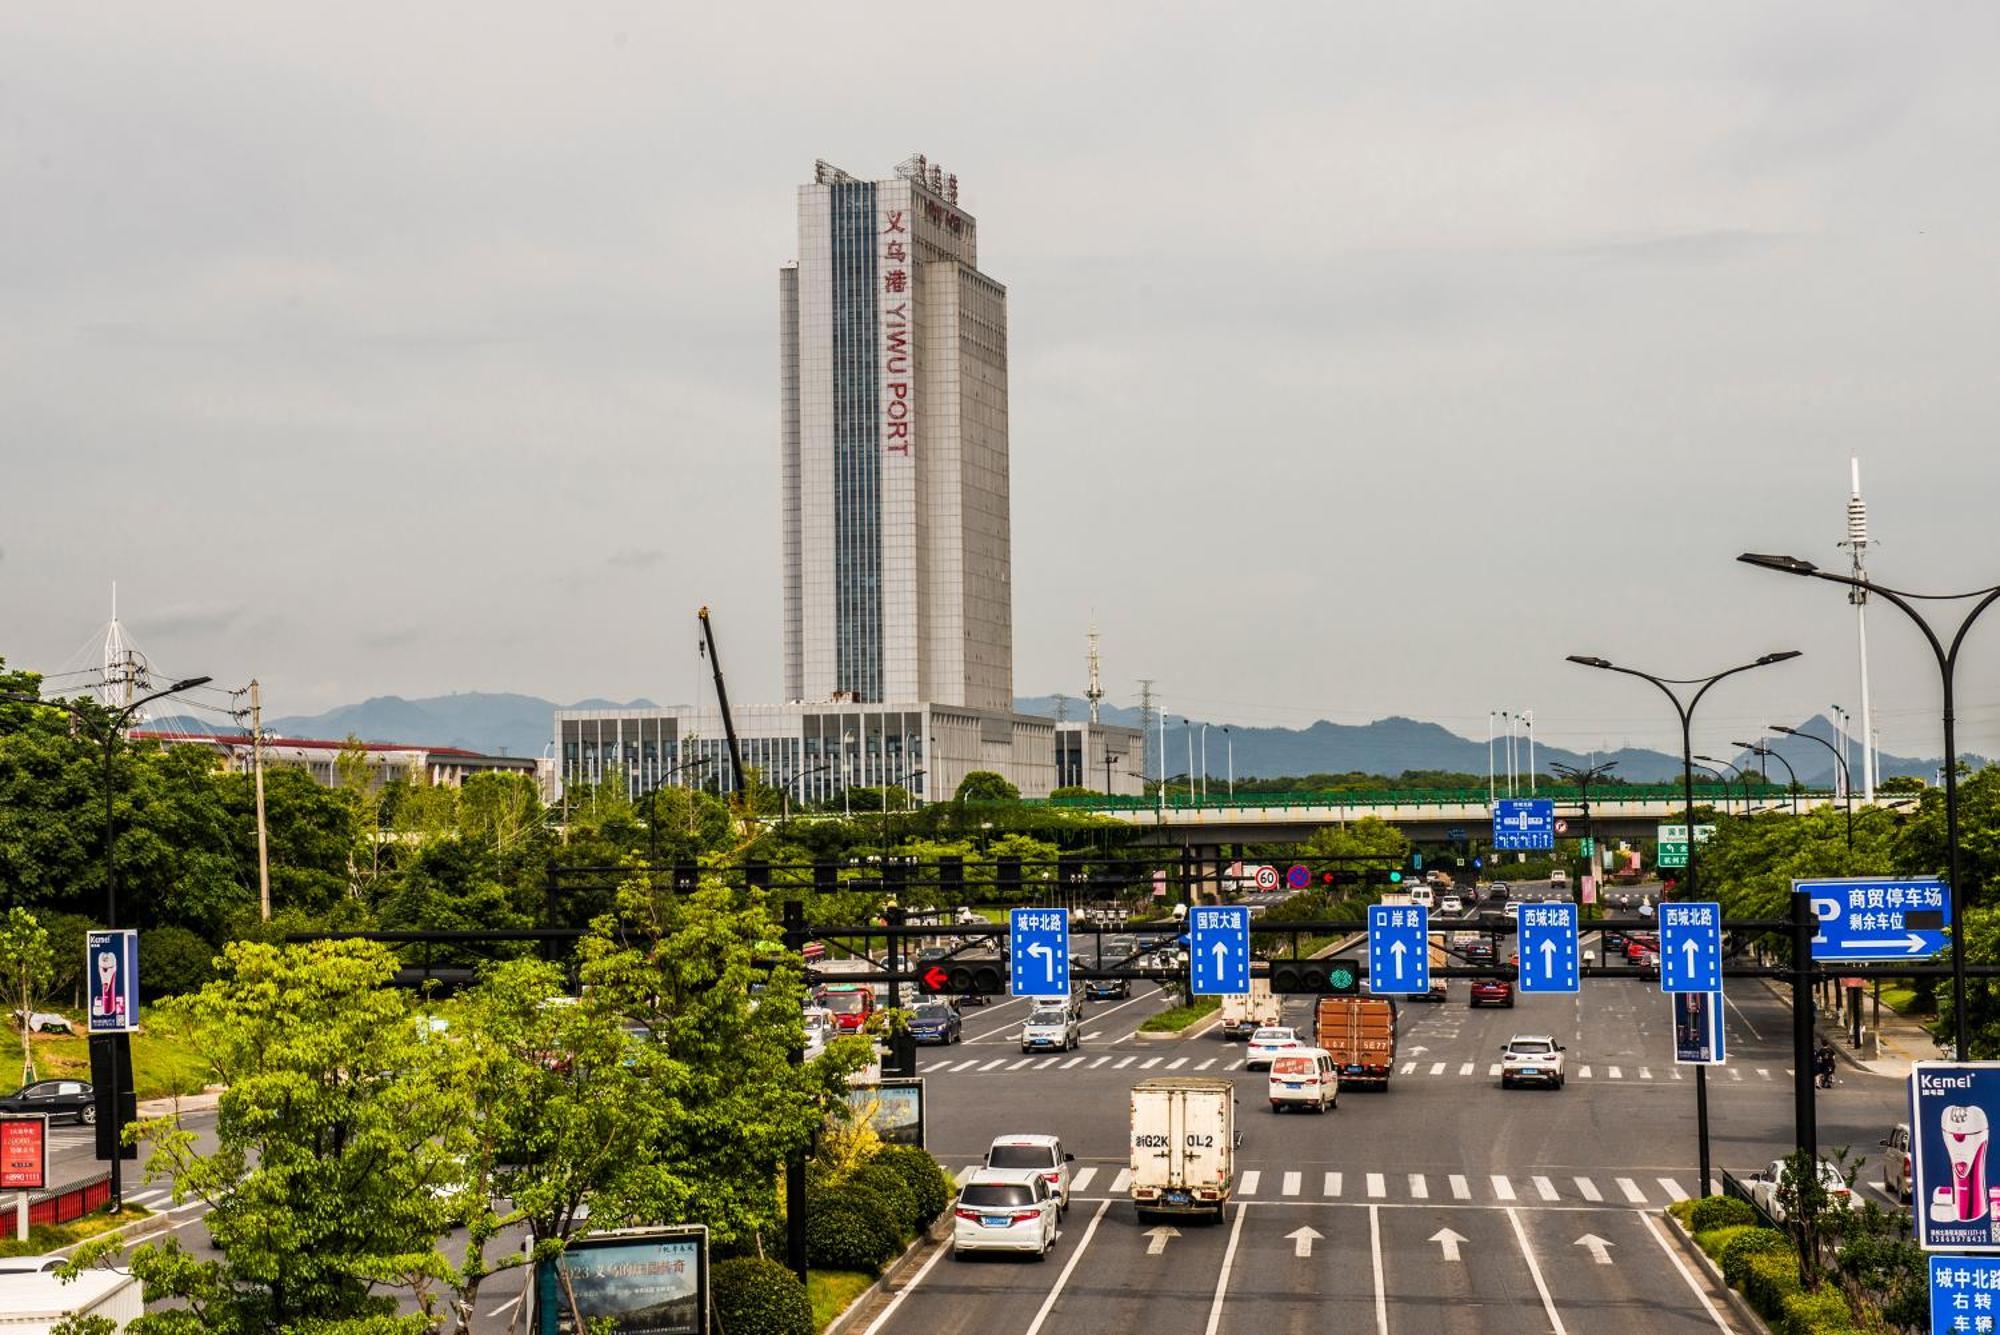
[1746,1158,1858,1221]
[951,1169,1060,1259]
[1464,940,1497,966]
[1499,1035,1566,1090]
[0,1079,94,1124]
[909,1002,963,1046]
[1880,1124,1912,1202]
[1469,978,1515,1008]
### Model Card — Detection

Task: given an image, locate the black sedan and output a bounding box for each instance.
[907,1003,963,1046]
[0,1079,95,1125]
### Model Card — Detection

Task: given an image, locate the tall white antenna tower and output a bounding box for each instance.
[1085,623,1104,725]
[1838,458,1878,801]
[99,582,155,723]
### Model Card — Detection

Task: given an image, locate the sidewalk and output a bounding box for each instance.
[1755,975,1942,1080]
[137,1088,223,1119]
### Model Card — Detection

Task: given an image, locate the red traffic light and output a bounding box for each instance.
[921,965,950,992]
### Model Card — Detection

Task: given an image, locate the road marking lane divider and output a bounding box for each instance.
[1450,1175,1471,1200]
[1638,1208,1735,1334]
[1240,1170,1262,1195]
[1110,1168,1133,1193]
[1409,1174,1428,1199]
[857,1221,955,1335]
[1370,1206,1389,1335]
[1366,1172,1386,1198]
[1657,1178,1689,1202]
[1203,1204,1251,1335]
[1534,1176,1558,1202]
[1617,1177,1646,1203]
[1069,1167,1097,1192]
[1505,1206,1569,1335]
[1022,1199,1112,1335]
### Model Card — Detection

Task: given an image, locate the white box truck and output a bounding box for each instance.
[1218,975,1282,1039]
[0,1269,143,1332]
[1130,1076,1237,1221]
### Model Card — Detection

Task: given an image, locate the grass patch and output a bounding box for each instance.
[1139,997,1221,1033]
[25,1009,210,1102]
[1877,983,1932,1017]
[1695,1224,1757,1261]
[1666,1198,1697,1227]
[0,1205,151,1258]
[808,1268,876,1331]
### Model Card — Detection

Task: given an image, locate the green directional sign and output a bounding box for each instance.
[1656,824,1716,869]
[1580,837,1595,856]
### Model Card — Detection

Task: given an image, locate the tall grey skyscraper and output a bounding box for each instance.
[779,155,1013,711]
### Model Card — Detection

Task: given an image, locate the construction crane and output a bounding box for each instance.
[696,607,747,801]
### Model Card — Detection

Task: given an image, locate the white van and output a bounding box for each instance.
[1408,885,1434,908]
[1267,1047,1339,1113]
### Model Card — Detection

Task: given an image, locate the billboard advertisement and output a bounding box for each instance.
[845,1078,926,1148]
[0,1117,46,1191]
[532,1226,707,1334]
[1911,1062,2000,1252]
[85,930,138,1034]
[1673,991,1726,1066]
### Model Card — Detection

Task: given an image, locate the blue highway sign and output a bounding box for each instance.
[1008,907,1070,998]
[1913,1062,2000,1253]
[1492,799,1556,851]
[1658,902,1722,993]
[1803,877,1951,963]
[1188,906,1251,997]
[1517,902,1579,994]
[1368,904,1430,995]
[1930,1254,2000,1333]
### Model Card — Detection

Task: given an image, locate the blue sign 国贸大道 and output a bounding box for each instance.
[1658,902,1722,994]
[1188,906,1251,997]
[1804,877,1951,963]
[1492,799,1556,851]
[1368,904,1430,995]
[1517,902,1579,994]
[1008,908,1071,998]
[1913,1062,2000,1254]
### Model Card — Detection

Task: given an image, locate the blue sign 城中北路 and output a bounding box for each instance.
[1929,1253,2000,1332]
[85,930,138,1035]
[1517,902,1579,994]
[1367,904,1429,995]
[1658,902,1722,993]
[1008,908,1071,998]
[1803,877,1951,963]
[1492,799,1555,851]
[1188,906,1251,997]
[1912,1062,2000,1254]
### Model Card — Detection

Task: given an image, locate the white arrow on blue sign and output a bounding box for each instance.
[1800,876,1951,963]
[1368,904,1430,995]
[1188,906,1251,997]
[1008,907,1070,998]
[1517,902,1579,994]
[1657,902,1722,993]
[1492,799,1556,851]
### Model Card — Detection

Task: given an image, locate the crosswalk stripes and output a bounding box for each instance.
[1282,1172,1301,1197]
[1069,1167,1097,1192]
[929,1050,1779,1084]
[1050,1170,1703,1210]
[1140,1057,1162,1070]
[1034,1057,1060,1069]
[1607,1066,1622,1079]
[1491,1175,1516,1202]
[1007,1058,1034,1071]
[1578,1065,1593,1079]
[1195,1059,1216,1071]
[1115,1056,1135,1069]
[1241,1171,1262,1195]
[1165,1057,1187,1070]
[1408,1174,1428,1199]
[1089,1056,1110,1069]
[1729,1068,1743,1082]
[1367,1173,1386,1198]
[1060,1056,1084,1069]
[1399,1061,1416,1075]
[1617,1177,1647,1204]
[1640,1068,1653,1080]
[1325,1171,1342,1197]
[1449,1175,1470,1200]
[1225,1060,1244,1071]
[1533,1176,1558,1202]
[1757,1068,1771,1080]
[980,1058,1007,1072]
[1429,1062,1446,1075]
[1658,1178,1689,1202]
[1488,1063,1501,1077]
[1459,1062,1474,1076]
[124,1189,167,1208]
[1111,1168,1132,1193]
[1574,1177,1602,1202]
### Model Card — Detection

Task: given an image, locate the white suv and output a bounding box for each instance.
[984,1134,1074,1212]
[1500,1035,1566,1089]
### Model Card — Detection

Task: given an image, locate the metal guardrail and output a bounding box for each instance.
[1720,1168,1782,1231]
[1021,784,1826,813]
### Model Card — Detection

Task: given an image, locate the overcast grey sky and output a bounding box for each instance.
[6,2,2000,760]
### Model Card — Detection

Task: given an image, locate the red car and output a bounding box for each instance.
[1624,936,1658,962]
[1469,978,1515,1008]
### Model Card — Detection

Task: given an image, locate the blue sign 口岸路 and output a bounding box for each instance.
[1188,906,1251,997]
[1492,799,1556,851]
[1672,991,1726,1065]
[1658,902,1722,993]
[1912,1062,2000,1253]
[1517,902,1579,994]
[1367,904,1430,995]
[1803,877,1951,963]
[85,930,138,1035]
[1930,1254,2000,1332]
[1008,908,1071,998]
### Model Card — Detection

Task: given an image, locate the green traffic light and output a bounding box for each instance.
[1389,871,1403,884]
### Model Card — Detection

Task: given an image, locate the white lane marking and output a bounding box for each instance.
[858,1220,954,1335]
[1640,1067,1653,1080]
[1225,1060,1244,1071]
[1607,1066,1622,1080]
[1430,1061,1447,1075]
[1088,1056,1110,1069]
[1673,1069,1684,1080]
[1639,1208,1734,1332]
[1166,1057,1188,1070]
[1119,1031,1140,1044]
[1007,1058,1035,1070]
[1282,1171,1302,1197]
[1658,1178,1689,1202]
[1729,1068,1743,1082]
[1240,1170,1262,1195]
[1506,1206,1569,1335]
[1023,1198,1111,1335]
[1491,1175,1516,1201]
[485,1295,523,1319]
[1195,1058,1216,1071]
[1069,1167,1097,1192]
[1035,1057,1061,1069]
[1617,1177,1647,1204]
[1574,1177,1602,1202]
[1083,1032,1105,1043]
[978,1059,1007,1072]
[1399,1061,1417,1074]
[1409,1174,1429,1199]
[1578,1065,1593,1079]
[1325,1171,1343,1197]
[1202,1204,1250,1335]
[1110,1168,1133,1193]
[1370,1205,1390,1335]
[1757,1068,1771,1081]
[1366,1172,1386,1198]
[1722,989,1764,1040]
[1114,1056,1136,1069]
[1459,1062,1475,1076]
[1534,1176,1559,1202]
[1450,1175,1471,1200]
[1060,1056,1084,1069]
[1140,1057,1162,1070]
[1489,1063,1502,1077]
[1784,1068,1794,1077]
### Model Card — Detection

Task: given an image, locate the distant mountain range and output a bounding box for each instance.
[146,690,1975,786]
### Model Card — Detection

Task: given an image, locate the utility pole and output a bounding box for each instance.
[251,680,270,921]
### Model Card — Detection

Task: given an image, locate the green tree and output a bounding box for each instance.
[0,908,54,1085]
[1303,816,1411,870]
[953,771,1020,803]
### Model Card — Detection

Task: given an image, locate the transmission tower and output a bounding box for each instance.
[1086,624,1105,725]
[1838,458,1878,800]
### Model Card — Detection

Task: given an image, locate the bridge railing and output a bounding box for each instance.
[1022,783,1828,814]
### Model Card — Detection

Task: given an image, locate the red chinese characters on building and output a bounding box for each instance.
[881,208,912,457]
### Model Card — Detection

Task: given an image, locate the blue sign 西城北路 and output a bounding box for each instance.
[1367,904,1430,995]
[1517,902,1579,994]
[85,930,138,1035]
[1008,908,1071,998]
[1672,992,1726,1065]
[1188,906,1251,997]
[1803,877,1952,963]
[1929,1253,2000,1331]
[1492,799,1555,851]
[1658,902,1722,993]
[1912,1062,2000,1254]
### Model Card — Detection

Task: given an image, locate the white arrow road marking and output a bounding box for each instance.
[1145,1226,1179,1256]
[1407,1046,1430,1056]
[1288,1225,1322,1259]
[1575,1233,1616,1266]
[1429,1227,1467,1262]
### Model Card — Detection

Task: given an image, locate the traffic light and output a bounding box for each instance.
[1269,959,1362,994]
[916,957,1006,997]
[1388,870,1404,885]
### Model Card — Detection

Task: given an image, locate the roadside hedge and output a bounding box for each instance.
[1720,1227,1790,1288]
[1689,1195,1756,1233]
[1742,1250,1803,1320]
[851,1163,920,1240]
[711,1256,813,1335]
[805,1186,902,1274]
[874,1145,951,1227]
[1777,1287,1860,1335]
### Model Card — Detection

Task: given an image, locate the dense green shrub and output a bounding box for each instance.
[805,1185,902,1274]
[1778,1287,1858,1334]
[1742,1251,1803,1319]
[711,1256,813,1335]
[1695,1224,1755,1262]
[1720,1227,1790,1287]
[1689,1195,1757,1233]
[139,925,218,998]
[875,1145,951,1226]
[851,1163,919,1241]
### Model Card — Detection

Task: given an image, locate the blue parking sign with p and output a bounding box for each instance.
[1008,908,1070,998]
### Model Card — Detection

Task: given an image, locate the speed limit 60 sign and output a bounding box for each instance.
[1253,865,1278,891]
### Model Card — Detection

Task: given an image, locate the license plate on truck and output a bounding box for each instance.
[1166,1190,1190,1206]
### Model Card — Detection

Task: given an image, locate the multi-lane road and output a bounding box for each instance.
[852,882,1907,1335]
